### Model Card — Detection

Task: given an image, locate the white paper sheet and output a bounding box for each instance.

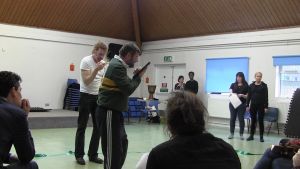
[228,93,242,109]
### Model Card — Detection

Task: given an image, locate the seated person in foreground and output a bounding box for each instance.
[146,90,241,169]
[0,71,38,169]
[254,139,300,169]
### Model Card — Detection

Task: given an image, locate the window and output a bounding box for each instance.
[206,57,249,93]
[273,55,300,97]
[278,65,300,97]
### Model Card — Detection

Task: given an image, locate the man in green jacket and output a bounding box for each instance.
[96,43,147,169]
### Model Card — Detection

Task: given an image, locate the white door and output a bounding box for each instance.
[173,65,186,90]
[155,64,186,110]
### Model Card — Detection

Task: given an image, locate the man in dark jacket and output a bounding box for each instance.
[0,71,38,169]
[185,71,198,94]
[95,43,147,169]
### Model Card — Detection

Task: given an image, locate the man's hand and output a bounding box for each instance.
[21,99,31,117]
[133,67,142,75]
[81,61,107,86]
[95,61,108,71]
[138,67,147,78]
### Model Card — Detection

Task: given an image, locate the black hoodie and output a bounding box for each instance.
[246,81,268,108]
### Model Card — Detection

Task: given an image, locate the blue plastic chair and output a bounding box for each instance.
[264,107,279,135]
[139,100,158,124]
[237,110,251,133]
[64,79,79,110]
[148,100,158,110]
[67,78,78,88]
[128,101,143,117]
[253,107,279,135]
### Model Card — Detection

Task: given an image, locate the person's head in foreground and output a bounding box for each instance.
[0,71,23,107]
[145,90,241,169]
[165,90,206,138]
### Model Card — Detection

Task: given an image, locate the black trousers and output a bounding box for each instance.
[96,106,128,169]
[250,103,265,135]
[75,92,100,159]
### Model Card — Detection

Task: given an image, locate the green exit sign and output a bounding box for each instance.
[164,56,173,62]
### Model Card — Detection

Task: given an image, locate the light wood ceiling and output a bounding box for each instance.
[1,0,300,44]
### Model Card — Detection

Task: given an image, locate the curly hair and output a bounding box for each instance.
[0,71,22,98]
[164,90,208,139]
[92,40,108,54]
[119,43,140,58]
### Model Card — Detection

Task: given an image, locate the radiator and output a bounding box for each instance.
[208,98,290,123]
[208,98,230,118]
[276,101,290,123]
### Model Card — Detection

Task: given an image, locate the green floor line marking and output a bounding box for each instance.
[235,150,263,155]
[35,150,262,157]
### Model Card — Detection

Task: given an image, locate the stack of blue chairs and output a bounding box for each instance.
[64,79,80,110]
[123,97,144,117]
[128,101,144,117]
[122,97,143,122]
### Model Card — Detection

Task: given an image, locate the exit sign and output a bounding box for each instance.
[164,56,173,62]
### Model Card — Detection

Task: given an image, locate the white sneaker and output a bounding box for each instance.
[240,134,244,140]
[228,134,234,139]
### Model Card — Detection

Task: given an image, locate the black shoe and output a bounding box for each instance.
[260,135,264,142]
[89,157,103,164]
[246,135,254,141]
[76,157,86,165]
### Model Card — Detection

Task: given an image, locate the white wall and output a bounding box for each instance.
[140,27,300,128]
[1,22,298,126]
[139,52,186,98]
[0,24,138,109]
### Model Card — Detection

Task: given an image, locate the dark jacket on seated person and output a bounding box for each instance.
[146,133,241,169]
[0,98,36,168]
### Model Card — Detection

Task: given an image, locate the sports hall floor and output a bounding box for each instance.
[9,112,285,169]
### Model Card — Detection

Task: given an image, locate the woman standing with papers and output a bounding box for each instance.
[246,72,268,142]
[228,72,248,140]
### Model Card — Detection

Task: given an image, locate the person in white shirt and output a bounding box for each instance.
[75,41,108,165]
